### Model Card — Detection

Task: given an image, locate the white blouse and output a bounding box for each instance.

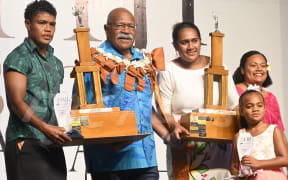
[158,60,239,120]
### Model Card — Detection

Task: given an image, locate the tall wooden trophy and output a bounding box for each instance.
[66,11,150,146]
[171,18,240,180]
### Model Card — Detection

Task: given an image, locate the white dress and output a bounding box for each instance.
[239,125,286,179]
[158,60,239,179]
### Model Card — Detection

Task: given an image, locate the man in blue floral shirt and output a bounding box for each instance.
[72,8,159,180]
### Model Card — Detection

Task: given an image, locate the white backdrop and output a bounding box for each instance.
[0,0,287,179]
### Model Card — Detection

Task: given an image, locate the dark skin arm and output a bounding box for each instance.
[152,108,189,144]
[281,131,288,169]
[5,71,72,144]
[151,108,170,139]
[167,114,189,141]
[241,127,288,168]
[230,132,240,175]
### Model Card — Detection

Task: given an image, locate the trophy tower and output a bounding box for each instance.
[204,32,228,110]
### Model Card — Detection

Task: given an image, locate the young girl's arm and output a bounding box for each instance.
[242,126,288,169]
[273,126,288,166]
[230,132,240,175]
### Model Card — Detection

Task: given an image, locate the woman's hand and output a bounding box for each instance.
[164,123,189,148]
[171,123,189,140]
[166,115,189,140]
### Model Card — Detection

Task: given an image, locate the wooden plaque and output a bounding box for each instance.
[68,28,141,145]
[180,112,240,142]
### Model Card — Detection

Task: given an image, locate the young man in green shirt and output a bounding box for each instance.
[3,1,71,180]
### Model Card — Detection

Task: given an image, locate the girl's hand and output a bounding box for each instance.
[241,155,259,168]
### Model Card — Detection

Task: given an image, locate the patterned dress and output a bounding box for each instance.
[158,60,239,180]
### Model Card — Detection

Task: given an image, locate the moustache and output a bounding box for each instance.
[117,33,133,40]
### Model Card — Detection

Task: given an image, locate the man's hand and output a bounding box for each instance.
[241,155,259,168]
[41,124,72,144]
[70,59,80,78]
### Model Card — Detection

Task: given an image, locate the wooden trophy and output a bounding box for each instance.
[172,28,240,179]
[179,32,240,142]
[205,32,228,110]
[67,28,149,145]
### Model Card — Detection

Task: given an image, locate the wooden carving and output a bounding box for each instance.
[74,28,104,109]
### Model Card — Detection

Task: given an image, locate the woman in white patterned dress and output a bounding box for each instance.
[154,22,239,180]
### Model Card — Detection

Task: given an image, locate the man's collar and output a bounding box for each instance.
[99,40,143,61]
[24,38,54,57]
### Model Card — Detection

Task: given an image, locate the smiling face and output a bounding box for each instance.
[241,54,268,86]
[240,92,265,126]
[25,12,56,50]
[176,27,201,64]
[104,9,136,57]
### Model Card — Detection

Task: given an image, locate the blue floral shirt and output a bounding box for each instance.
[73,40,157,172]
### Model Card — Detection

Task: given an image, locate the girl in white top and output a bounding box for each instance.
[231,89,288,179]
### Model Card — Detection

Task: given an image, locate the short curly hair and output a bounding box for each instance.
[233,50,272,88]
[24,0,57,21]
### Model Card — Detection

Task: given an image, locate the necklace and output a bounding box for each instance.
[95,47,151,72]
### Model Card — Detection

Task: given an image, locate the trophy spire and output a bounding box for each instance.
[212,12,220,33]
[72,5,85,28]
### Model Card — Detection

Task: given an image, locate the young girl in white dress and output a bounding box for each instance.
[231,89,288,179]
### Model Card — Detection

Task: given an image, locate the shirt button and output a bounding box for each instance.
[138,98,141,101]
